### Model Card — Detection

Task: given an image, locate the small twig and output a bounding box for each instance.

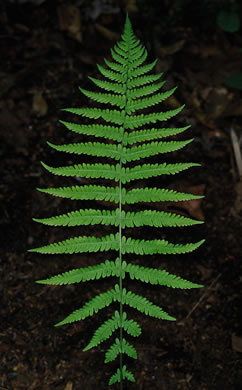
[178,273,222,322]
[230,128,242,178]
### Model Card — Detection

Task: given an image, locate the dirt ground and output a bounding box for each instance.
[0,1,242,389]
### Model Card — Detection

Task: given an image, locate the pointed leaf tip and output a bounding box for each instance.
[124,13,132,30]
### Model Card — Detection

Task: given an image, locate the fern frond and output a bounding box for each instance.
[55,287,118,326]
[124,126,190,145]
[125,187,203,204]
[122,339,137,359]
[36,185,121,203]
[31,14,204,386]
[104,58,124,73]
[33,208,202,229]
[105,338,137,363]
[29,233,120,255]
[33,209,119,227]
[30,233,203,255]
[105,339,121,363]
[122,312,141,337]
[79,87,125,108]
[126,263,203,288]
[110,48,127,65]
[47,141,121,160]
[40,162,120,181]
[36,258,122,285]
[127,87,177,113]
[130,59,158,78]
[122,288,175,321]
[59,121,122,142]
[89,76,125,94]
[130,49,148,68]
[49,139,195,175]
[41,161,199,182]
[84,310,141,352]
[109,365,135,385]
[63,107,124,125]
[127,81,165,100]
[120,210,203,228]
[83,311,120,351]
[123,163,200,183]
[96,64,126,83]
[122,236,204,255]
[37,185,203,204]
[127,73,162,88]
[127,80,165,99]
[124,105,185,129]
[122,139,193,163]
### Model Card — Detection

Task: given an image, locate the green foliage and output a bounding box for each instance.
[30,14,204,387]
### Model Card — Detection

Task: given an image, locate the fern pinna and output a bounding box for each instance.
[29,14,204,388]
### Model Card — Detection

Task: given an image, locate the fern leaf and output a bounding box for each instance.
[83,311,120,351]
[122,288,175,321]
[122,366,135,383]
[122,236,204,255]
[124,126,190,145]
[122,316,141,337]
[82,310,141,352]
[96,64,126,83]
[47,141,121,160]
[125,187,203,204]
[109,369,120,385]
[121,210,203,228]
[122,139,193,163]
[126,263,203,289]
[128,80,165,99]
[122,339,137,359]
[37,185,202,205]
[29,233,120,255]
[130,59,158,78]
[36,185,121,203]
[34,207,202,229]
[105,338,121,363]
[55,287,118,326]
[63,107,124,125]
[33,209,118,227]
[79,87,125,108]
[59,121,122,142]
[30,233,203,256]
[127,73,162,88]
[113,43,128,57]
[88,76,125,94]
[41,161,198,182]
[109,365,135,385]
[36,258,122,285]
[105,338,137,363]
[127,87,177,113]
[104,58,124,73]
[129,47,148,67]
[124,105,185,129]
[40,162,120,181]
[122,163,200,183]
[110,48,127,65]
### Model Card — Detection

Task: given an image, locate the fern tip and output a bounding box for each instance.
[35,279,47,284]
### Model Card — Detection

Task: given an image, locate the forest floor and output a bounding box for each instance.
[0,1,242,390]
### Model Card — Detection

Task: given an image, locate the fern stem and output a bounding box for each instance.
[119,179,123,390]
[118,18,133,390]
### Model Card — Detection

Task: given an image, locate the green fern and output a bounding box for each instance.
[29,14,204,388]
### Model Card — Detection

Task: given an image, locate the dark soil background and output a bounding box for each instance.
[0,1,242,389]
